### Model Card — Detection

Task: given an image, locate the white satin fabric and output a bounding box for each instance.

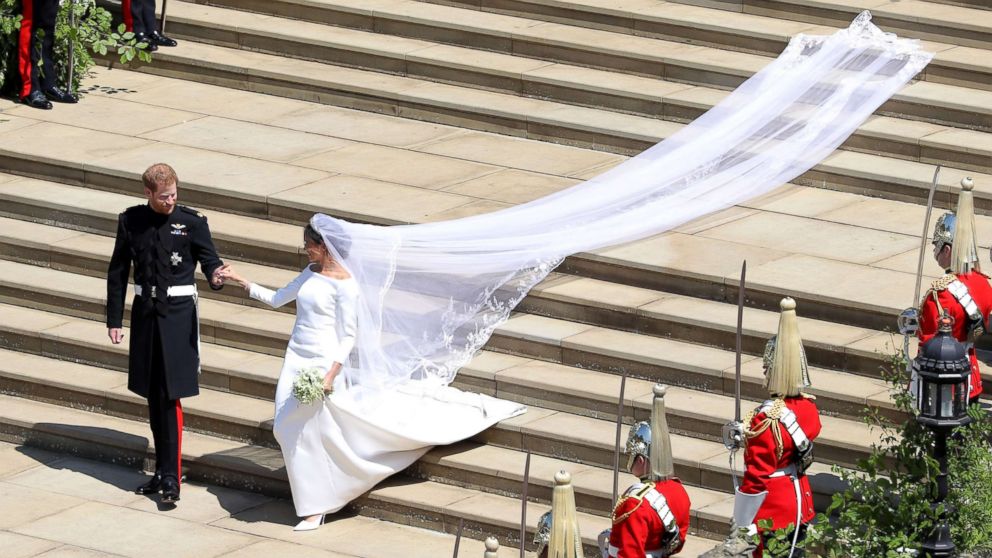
[251,267,524,516]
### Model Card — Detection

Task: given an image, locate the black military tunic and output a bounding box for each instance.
[106,204,224,399]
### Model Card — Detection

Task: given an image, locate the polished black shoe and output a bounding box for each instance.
[134,33,158,51]
[160,478,180,504]
[135,472,163,495]
[149,31,177,47]
[44,87,78,104]
[23,91,53,110]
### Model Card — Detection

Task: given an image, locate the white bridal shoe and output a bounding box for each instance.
[293,514,325,531]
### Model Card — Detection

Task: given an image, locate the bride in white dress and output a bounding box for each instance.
[221,220,525,531]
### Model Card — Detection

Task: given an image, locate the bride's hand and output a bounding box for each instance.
[323,370,335,394]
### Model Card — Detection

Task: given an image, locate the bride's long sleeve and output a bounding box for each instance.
[249,270,308,308]
[331,283,359,365]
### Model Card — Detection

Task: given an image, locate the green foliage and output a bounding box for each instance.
[761,339,992,557]
[0,0,150,94]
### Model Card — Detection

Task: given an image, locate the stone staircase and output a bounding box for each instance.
[0,0,990,554]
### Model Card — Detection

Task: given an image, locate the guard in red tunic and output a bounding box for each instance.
[704,298,822,558]
[18,0,78,109]
[918,178,992,404]
[121,0,177,51]
[598,385,691,558]
[740,298,821,556]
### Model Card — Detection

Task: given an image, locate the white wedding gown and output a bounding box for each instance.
[250,266,526,517]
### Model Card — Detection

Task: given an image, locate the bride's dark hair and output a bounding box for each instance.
[304,220,351,259]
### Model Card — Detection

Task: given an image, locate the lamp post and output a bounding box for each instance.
[912,316,972,558]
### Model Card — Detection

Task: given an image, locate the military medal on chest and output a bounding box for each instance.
[171,251,182,266]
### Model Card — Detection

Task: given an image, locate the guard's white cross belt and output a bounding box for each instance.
[606,545,667,558]
[605,483,681,557]
[758,401,811,454]
[947,280,983,324]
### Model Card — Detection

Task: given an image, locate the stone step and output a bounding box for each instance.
[169,0,992,133]
[0,304,878,496]
[414,0,992,92]
[109,44,992,218]
[184,0,992,93]
[411,441,737,538]
[156,1,992,174]
[0,346,737,535]
[0,256,908,425]
[0,338,844,510]
[2,393,724,555]
[0,151,968,332]
[0,214,900,378]
[925,0,991,11]
[666,0,992,50]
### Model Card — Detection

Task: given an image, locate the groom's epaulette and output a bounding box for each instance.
[178,205,207,221]
[122,204,144,217]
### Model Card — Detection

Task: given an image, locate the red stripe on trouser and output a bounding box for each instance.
[18,0,34,99]
[176,400,183,485]
[122,0,134,31]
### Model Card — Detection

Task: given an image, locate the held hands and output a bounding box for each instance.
[215,265,250,290]
[211,264,231,288]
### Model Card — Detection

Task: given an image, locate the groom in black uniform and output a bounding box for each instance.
[106,163,226,504]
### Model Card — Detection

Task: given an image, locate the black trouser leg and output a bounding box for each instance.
[140,0,158,35]
[148,323,183,484]
[35,0,56,93]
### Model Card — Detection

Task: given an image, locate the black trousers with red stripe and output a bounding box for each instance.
[148,320,184,485]
[18,0,59,99]
[121,0,159,35]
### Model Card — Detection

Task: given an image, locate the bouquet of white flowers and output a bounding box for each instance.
[292,367,328,405]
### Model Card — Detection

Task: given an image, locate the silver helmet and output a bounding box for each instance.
[534,510,552,556]
[624,420,651,474]
[933,211,955,256]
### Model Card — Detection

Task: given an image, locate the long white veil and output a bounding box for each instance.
[314,12,932,398]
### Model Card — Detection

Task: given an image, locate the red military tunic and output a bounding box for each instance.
[740,396,821,532]
[609,478,691,557]
[919,271,992,400]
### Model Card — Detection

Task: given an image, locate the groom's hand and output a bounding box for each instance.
[210,264,230,287]
[108,328,124,344]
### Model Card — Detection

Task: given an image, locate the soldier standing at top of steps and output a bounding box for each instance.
[121,0,177,51]
[918,178,992,406]
[106,163,226,505]
[596,385,691,558]
[18,0,79,109]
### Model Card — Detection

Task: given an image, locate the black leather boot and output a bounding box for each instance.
[134,32,158,51]
[135,472,163,495]
[23,91,53,110]
[44,87,78,103]
[149,31,177,47]
[160,478,181,504]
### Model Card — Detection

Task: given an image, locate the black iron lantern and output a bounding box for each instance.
[913,316,972,429]
[912,315,973,558]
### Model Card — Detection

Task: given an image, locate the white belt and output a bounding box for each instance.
[133,284,202,374]
[606,545,666,558]
[769,463,798,478]
[134,284,197,298]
